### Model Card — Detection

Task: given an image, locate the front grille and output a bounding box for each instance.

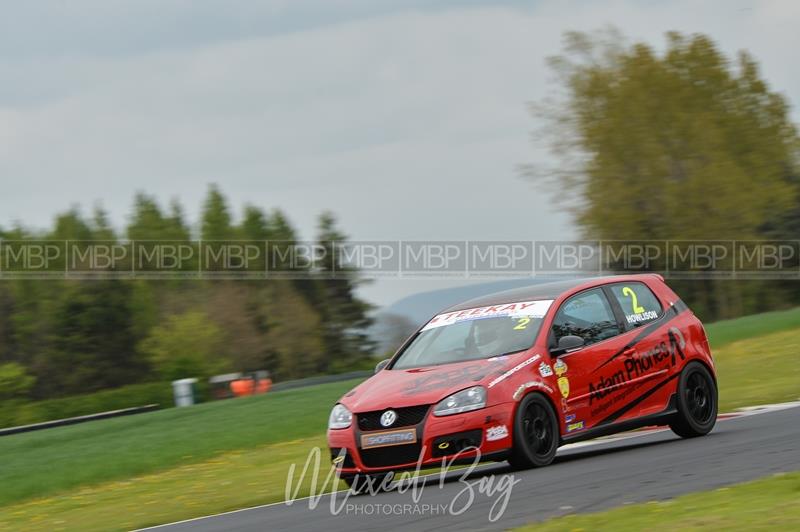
[359,443,423,468]
[357,404,431,431]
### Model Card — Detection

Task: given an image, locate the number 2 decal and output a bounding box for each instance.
[622,286,645,314]
[514,317,531,330]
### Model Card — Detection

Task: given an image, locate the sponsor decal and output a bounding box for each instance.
[597,372,681,425]
[566,421,584,432]
[538,362,553,378]
[565,413,576,423]
[360,428,417,449]
[512,380,554,400]
[626,310,659,325]
[557,376,570,399]
[422,300,553,331]
[486,425,509,442]
[588,371,626,404]
[487,354,541,388]
[554,359,570,400]
[588,327,686,407]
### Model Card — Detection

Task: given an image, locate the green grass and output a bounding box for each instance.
[0,378,363,507]
[715,327,800,411]
[515,471,800,531]
[704,306,800,348]
[0,434,347,532]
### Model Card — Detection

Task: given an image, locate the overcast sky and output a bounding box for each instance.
[1,0,798,306]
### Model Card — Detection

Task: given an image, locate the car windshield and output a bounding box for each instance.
[392,300,553,369]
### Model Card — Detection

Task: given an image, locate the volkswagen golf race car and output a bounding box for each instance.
[327,274,717,487]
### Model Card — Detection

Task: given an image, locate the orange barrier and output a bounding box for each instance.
[230,378,272,397]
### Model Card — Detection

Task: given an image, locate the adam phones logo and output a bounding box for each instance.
[589,328,686,405]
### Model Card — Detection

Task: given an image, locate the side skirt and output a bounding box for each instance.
[559,393,677,446]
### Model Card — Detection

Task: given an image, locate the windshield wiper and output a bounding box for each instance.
[486,348,527,359]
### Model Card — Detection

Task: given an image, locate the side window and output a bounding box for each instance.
[551,288,621,348]
[609,282,663,327]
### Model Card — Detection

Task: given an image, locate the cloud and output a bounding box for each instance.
[0,0,798,304]
[0,4,568,235]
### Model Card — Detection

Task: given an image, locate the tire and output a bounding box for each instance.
[669,361,718,438]
[508,393,559,469]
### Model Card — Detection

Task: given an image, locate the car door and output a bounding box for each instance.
[547,287,630,434]
[602,281,677,420]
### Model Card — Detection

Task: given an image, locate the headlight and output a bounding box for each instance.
[433,386,487,417]
[328,404,352,429]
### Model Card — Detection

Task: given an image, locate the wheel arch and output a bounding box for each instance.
[512,389,563,442]
[682,357,717,386]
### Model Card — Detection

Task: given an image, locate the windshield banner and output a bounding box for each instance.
[422,300,553,331]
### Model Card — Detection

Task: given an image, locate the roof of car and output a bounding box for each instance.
[443,274,659,312]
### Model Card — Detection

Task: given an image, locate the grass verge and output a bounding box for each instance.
[715,327,800,411]
[0,435,344,532]
[704,305,800,348]
[515,472,800,531]
[0,378,363,507]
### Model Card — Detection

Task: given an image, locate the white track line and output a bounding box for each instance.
[135,400,800,531]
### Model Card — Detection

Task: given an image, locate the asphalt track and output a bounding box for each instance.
[147,403,800,532]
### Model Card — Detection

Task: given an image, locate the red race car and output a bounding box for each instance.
[328,274,717,487]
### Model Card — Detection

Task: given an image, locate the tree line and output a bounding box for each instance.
[0,186,374,401]
[530,30,800,320]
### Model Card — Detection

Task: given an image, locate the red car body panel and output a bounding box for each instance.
[328,274,715,475]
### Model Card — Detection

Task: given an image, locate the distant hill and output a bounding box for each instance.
[370,278,551,354]
[383,278,550,326]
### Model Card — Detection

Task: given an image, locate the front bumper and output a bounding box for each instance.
[327,402,514,474]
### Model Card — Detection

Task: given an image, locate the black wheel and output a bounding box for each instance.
[508,393,559,469]
[669,361,718,438]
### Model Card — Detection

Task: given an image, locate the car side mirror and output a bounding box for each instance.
[550,335,585,356]
[375,359,391,373]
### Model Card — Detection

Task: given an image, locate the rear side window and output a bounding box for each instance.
[609,282,662,327]
[550,288,621,347]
